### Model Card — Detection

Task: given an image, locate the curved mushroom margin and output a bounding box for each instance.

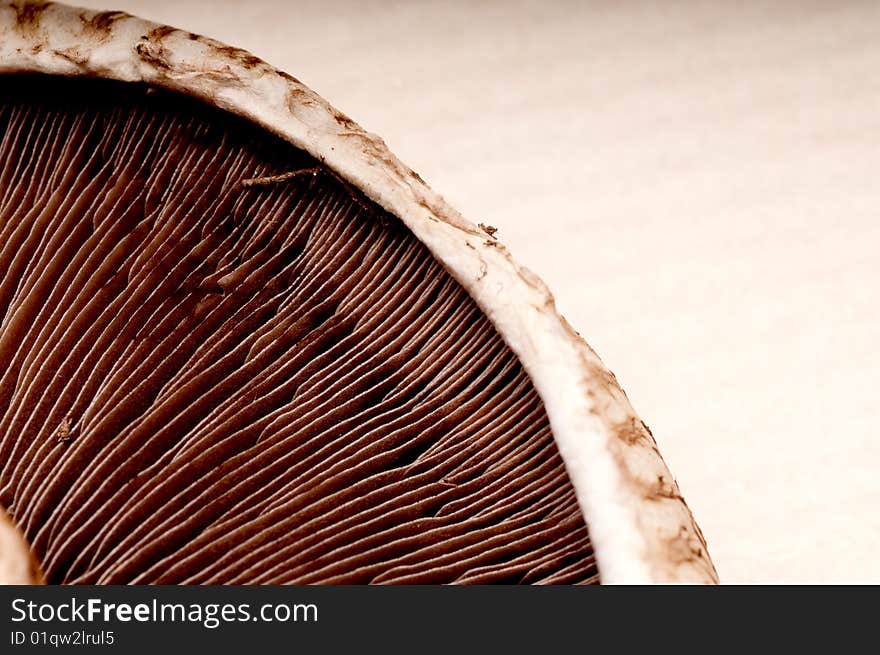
[0,1,718,584]
[0,507,43,584]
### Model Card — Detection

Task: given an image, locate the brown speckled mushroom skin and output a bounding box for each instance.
[0,1,718,583]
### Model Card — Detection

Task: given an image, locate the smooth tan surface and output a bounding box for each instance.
[68,0,879,583]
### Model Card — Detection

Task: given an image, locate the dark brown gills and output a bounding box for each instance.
[0,76,598,584]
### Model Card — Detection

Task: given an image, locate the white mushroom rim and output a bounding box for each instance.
[0,0,718,584]
[0,506,43,584]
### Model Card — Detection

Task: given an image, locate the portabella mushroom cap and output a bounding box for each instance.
[0,1,718,584]
[0,506,43,584]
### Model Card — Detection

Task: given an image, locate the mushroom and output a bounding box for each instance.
[0,2,717,584]
[0,507,43,584]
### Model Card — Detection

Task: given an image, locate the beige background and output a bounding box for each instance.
[72,0,880,583]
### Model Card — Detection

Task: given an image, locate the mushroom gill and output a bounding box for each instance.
[0,74,598,585]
